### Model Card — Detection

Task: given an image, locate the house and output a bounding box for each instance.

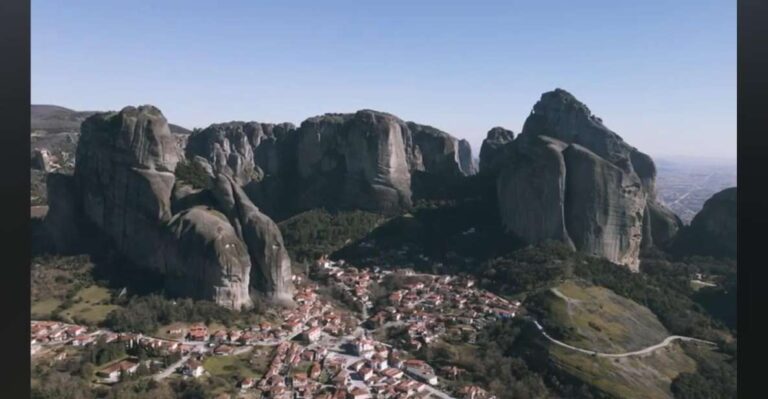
[66,326,87,338]
[348,387,370,399]
[310,362,322,379]
[284,320,303,333]
[97,359,139,382]
[293,372,309,388]
[358,367,374,381]
[458,385,494,399]
[303,326,322,343]
[187,325,209,341]
[352,337,375,357]
[211,330,228,342]
[332,370,350,386]
[371,355,388,371]
[394,381,415,395]
[239,377,255,389]
[213,344,235,356]
[380,368,404,380]
[71,335,95,346]
[181,359,205,378]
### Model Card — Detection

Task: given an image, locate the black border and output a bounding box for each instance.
[0,0,30,396]
[738,0,768,397]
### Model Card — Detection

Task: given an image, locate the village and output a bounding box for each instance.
[31,258,519,399]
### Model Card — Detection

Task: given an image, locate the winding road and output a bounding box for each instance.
[531,320,716,358]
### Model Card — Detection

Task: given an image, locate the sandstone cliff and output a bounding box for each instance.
[490,89,680,270]
[478,127,515,174]
[213,175,294,304]
[163,207,254,309]
[185,122,262,186]
[673,187,736,258]
[198,110,477,218]
[51,105,294,309]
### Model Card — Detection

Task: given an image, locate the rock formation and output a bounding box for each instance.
[673,187,736,258]
[496,135,572,246]
[185,123,261,185]
[212,175,294,304]
[163,207,254,309]
[75,105,180,271]
[52,105,294,309]
[478,127,515,174]
[196,110,477,218]
[492,89,680,270]
[43,173,84,254]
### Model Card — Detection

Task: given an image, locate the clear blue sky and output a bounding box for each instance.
[32,0,735,159]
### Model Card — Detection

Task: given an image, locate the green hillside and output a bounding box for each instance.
[528,280,714,399]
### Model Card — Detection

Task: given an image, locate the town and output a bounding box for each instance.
[31,258,519,399]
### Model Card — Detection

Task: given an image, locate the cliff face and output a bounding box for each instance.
[213,175,294,304]
[479,127,515,174]
[75,106,180,271]
[185,122,260,186]
[496,135,572,246]
[51,105,294,309]
[194,110,477,218]
[163,207,254,310]
[490,89,680,270]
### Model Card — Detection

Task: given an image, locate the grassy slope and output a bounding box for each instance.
[544,280,668,353]
[60,286,119,324]
[534,280,703,399]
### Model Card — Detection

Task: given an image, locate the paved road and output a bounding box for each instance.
[154,355,190,381]
[531,320,715,358]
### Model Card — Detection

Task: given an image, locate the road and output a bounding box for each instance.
[154,355,190,381]
[531,320,715,358]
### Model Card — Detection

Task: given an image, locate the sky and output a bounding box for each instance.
[32,0,736,160]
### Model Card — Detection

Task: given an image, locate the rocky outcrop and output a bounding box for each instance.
[213,175,294,304]
[214,110,477,217]
[43,173,84,254]
[563,144,646,270]
[673,187,736,258]
[186,123,261,185]
[64,105,280,310]
[458,139,477,176]
[495,89,680,270]
[75,105,180,270]
[479,127,515,174]
[292,110,413,213]
[405,122,476,177]
[497,135,572,246]
[644,200,683,248]
[163,207,253,310]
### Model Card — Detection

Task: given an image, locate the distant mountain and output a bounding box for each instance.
[31,104,191,135]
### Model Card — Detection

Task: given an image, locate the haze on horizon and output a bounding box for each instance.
[32,0,735,160]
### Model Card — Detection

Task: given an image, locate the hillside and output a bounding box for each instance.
[31,104,191,135]
[527,280,715,399]
[532,280,669,353]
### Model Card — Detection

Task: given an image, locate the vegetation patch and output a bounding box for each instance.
[279,209,387,262]
[529,280,669,353]
[550,343,698,399]
[59,285,118,325]
[204,353,260,381]
[174,159,212,189]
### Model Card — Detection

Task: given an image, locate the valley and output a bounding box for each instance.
[30,90,737,399]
